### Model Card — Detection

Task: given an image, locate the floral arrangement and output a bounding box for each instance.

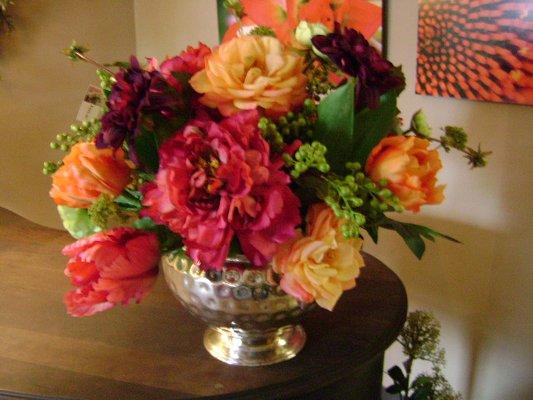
[44,0,490,317]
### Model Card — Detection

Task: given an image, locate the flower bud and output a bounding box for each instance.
[295,21,329,49]
[411,109,432,138]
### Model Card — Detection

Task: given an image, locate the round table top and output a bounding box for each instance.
[0,208,407,400]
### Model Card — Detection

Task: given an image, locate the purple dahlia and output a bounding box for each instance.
[96,57,188,165]
[312,25,405,109]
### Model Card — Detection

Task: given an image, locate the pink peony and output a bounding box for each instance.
[160,43,212,88]
[142,110,301,269]
[62,227,160,317]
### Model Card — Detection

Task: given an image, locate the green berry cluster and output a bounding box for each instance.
[88,194,127,229]
[286,141,330,178]
[258,99,317,151]
[96,68,116,99]
[42,160,63,175]
[323,163,403,238]
[49,119,101,153]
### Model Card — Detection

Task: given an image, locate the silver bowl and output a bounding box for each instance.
[161,251,312,366]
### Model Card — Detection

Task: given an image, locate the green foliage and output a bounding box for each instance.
[222,0,244,18]
[249,26,276,37]
[411,110,432,138]
[378,217,459,259]
[258,98,317,151]
[464,144,491,169]
[114,188,143,212]
[57,205,101,239]
[44,119,101,176]
[386,311,463,400]
[285,141,330,178]
[135,128,160,173]
[96,68,116,99]
[88,194,130,229]
[441,126,467,151]
[134,217,182,253]
[316,79,400,172]
[63,40,89,62]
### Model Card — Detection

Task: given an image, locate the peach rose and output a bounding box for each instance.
[50,142,131,208]
[190,35,307,116]
[365,136,445,212]
[273,203,364,311]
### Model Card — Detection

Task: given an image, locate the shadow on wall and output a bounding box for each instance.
[369,215,495,397]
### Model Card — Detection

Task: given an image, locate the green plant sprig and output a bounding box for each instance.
[258,98,317,151]
[321,162,404,238]
[386,311,463,400]
[408,110,491,168]
[63,40,114,75]
[43,119,101,175]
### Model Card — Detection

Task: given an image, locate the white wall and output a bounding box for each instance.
[0,0,136,228]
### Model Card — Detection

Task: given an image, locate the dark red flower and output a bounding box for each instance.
[141,110,301,269]
[312,25,405,109]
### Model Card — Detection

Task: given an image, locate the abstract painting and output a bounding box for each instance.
[217,0,387,55]
[416,0,533,106]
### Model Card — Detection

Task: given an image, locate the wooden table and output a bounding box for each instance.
[0,208,407,400]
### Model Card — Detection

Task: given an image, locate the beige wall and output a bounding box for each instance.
[134,0,218,60]
[1,1,531,398]
[0,0,136,228]
[380,2,533,399]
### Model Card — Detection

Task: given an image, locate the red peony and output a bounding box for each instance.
[62,228,160,317]
[142,110,301,269]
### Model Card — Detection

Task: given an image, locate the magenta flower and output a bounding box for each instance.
[62,227,160,317]
[142,110,301,269]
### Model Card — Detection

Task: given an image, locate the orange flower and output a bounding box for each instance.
[273,203,364,311]
[365,136,445,212]
[50,142,131,208]
[189,35,307,116]
[224,0,382,45]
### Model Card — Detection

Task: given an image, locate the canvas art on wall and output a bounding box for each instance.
[416,0,533,106]
[217,0,387,54]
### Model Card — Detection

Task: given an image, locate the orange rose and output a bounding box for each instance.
[273,203,364,311]
[190,35,307,116]
[50,142,131,208]
[365,136,444,212]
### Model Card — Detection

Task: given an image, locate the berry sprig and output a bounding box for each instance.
[258,98,317,151]
[322,162,403,239]
[283,141,330,178]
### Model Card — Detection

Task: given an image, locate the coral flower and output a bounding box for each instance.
[62,227,160,317]
[50,142,131,208]
[273,203,364,311]
[189,35,307,116]
[224,0,382,46]
[365,136,445,212]
[141,110,301,269]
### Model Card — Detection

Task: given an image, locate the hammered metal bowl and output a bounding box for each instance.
[161,251,312,366]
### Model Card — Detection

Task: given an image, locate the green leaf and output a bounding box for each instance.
[385,383,403,394]
[315,79,401,172]
[134,217,182,253]
[351,90,400,164]
[381,217,460,259]
[388,366,408,389]
[366,225,379,243]
[57,206,101,239]
[315,79,356,173]
[135,129,160,173]
[114,188,143,212]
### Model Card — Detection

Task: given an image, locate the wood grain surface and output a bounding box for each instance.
[0,208,407,399]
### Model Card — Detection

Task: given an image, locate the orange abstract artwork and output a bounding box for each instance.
[416,0,533,105]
